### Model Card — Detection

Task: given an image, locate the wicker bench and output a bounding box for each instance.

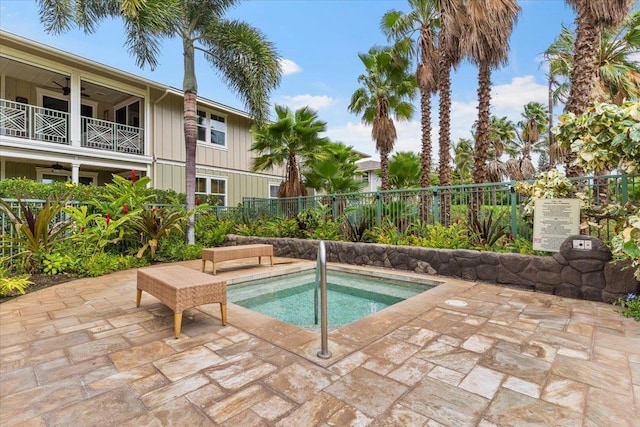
[201,244,274,275]
[136,266,227,338]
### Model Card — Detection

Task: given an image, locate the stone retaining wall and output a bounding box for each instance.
[225,234,639,303]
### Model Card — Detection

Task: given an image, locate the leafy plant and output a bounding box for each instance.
[515,168,579,219]
[614,293,640,321]
[467,210,509,248]
[64,205,132,257]
[75,252,146,277]
[42,252,74,275]
[195,215,235,247]
[0,265,33,296]
[128,206,186,259]
[611,214,640,281]
[0,196,73,271]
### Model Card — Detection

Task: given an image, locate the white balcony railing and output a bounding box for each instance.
[0,98,144,155]
[82,117,144,154]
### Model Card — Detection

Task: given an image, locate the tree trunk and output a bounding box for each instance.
[419,85,432,222]
[438,32,453,225]
[183,40,198,245]
[380,147,390,192]
[473,62,491,185]
[565,2,598,177]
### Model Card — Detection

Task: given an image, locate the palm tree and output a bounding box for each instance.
[505,102,550,181]
[458,0,521,185]
[388,151,421,189]
[452,138,473,184]
[304,142,365,195]
[381,0,439,189]
[348,47,417,192]
[563,0,634,176]
[38,0,282,244]
[250,105,328,198]
[546,9,640,175]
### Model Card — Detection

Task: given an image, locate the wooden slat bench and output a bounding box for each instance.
[201,244,274,275]
[136,266,227,338]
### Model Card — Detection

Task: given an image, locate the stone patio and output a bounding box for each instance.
[1,257,639,426]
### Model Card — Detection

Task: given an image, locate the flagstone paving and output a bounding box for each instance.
[1,258,639,426]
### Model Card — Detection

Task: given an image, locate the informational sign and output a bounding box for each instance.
[532,198,580,252]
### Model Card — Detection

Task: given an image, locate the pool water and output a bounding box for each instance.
[228,270,437,331]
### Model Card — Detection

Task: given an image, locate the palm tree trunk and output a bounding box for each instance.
[471,61,492,216]
[438,36,453,225]
[183,41,198,245]
[565,2,599,177]
[380,147,390,193]
[419,86,432,222]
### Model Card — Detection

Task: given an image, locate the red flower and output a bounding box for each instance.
[196,197,201,206]
[106,213,111,225]
[123,203,129,214]
[130,170,136,183]
[80,227,85,233]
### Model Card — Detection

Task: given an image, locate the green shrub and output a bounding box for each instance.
[195,215,235,247]
[42,252,75,275]
[614,293,640,321]
[75,253,147,277]
[0,265,33,296]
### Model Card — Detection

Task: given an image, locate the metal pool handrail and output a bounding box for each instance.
[316,241,331,359]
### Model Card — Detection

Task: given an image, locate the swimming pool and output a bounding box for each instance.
[227,268,440,331]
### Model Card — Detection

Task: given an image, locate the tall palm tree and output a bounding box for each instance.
[563,0,634,176]
[250,105,328,198]
[348,47,417,191]
[381,0,439,189]
[459,0,521,185]
[303,142,365,195]
[38,0,281,244]
[545,9,640,173]
[436,0,466,224]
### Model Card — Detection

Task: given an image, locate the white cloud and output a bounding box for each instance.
[279,94,337,111]
[279,58,302,75]
[491,75,548,112]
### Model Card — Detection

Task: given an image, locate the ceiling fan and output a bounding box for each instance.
[49,78,89,97]
[49,163,72,172]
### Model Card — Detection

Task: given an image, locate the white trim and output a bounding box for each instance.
[155,159,281,179]
[36,87,99,114]
[268,183,280,199]
[195,174,228,205]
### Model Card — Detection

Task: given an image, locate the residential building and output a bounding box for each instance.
[0,30,284,206]
[356,159,381,192]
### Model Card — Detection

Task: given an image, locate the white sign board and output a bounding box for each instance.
[532,198,580,252]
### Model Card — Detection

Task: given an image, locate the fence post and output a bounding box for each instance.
[509,182,518,240]
[332,195,338,220]
[621,174,628,204]
[375,192,382,223]
[432,188,439,224]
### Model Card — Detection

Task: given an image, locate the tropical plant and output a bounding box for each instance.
[452,138,474,184]
[38,0,282,244]
[63,205,131,257]
[348,46,417,191]
[128,206,186,260]
[0,196,73,271]
[505,102,550,180]
[0,265,33,296]
[251,105,329,198]
[563,0,635,176]
[515,168,579,219]
[467,209,509,248]
[458,0,520,185]
[304,142,366,195]
[42,252,75,275]
[388,151,421,189]
[381,0,439,189]
[611,215,640,280]
[90,174,153,218]
[553,101,640,174]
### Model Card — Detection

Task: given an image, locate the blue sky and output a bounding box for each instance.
[1,0,582,160]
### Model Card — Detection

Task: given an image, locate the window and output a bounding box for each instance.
[195,176,227,206]
[115,99,140,127]
[269,184,280,198]
[362,172,369,184]
[36,168,97,185]
[197,108,226,147]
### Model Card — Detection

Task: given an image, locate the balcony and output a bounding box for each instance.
[0,98,145,155]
